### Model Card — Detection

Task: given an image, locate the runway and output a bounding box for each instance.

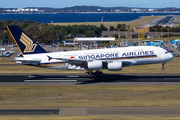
[0,74,180,85]
[1,107,180,116]
[1,74,180,116]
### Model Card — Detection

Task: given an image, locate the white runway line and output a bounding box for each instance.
[24,80,77,82]
[28,76,79,78]
[28,76,35,78]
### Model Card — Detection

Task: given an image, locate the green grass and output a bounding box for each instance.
[178,16,180,26]
[0,86,180,108]
[0,57,15,64]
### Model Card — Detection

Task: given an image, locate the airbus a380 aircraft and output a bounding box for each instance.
[7,25,173,76]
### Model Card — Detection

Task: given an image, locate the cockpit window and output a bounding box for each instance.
[165,52,169,54]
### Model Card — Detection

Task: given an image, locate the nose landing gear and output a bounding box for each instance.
[162,63,165,71]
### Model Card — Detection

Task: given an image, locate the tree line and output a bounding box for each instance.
[149,25,180,32]
[0,19,103,45]
[104,24,131,31]
[0,19,133,45]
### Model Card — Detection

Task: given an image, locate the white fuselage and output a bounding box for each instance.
[15,46,174,70]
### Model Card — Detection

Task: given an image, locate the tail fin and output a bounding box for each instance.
[7,25,47,55]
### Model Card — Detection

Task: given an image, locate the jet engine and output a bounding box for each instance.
[87,60,102,70]
[108,61,122,71]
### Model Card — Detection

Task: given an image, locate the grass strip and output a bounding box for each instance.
[49,16,161,28]
[0,86,180,108]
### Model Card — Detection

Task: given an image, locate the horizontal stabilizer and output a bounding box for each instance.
[14,58,41,65]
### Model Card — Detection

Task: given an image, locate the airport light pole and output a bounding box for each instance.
[143,28,145,39]
[125,29,127,39]
[160,28,163,38]
[138,29,140,46]
[166,28,170,38]
[118,28,121,40]
[153,28,158,38]
[53,40,55,52]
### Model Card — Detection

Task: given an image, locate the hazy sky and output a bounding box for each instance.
[1,0,180,8]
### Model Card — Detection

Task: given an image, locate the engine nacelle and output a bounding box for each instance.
[108,61,122,71]
[87,60,102,70]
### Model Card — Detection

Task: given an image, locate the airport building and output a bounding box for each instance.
[4,8,39,13]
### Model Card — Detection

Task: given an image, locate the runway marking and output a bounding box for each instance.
[28,76,79,78]
[28,76,35,78]
[24,80,77,82]
[45,78,65,79]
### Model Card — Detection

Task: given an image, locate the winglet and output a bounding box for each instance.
[7,25,47,55]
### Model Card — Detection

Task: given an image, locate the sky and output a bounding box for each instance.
[1,0,180,8]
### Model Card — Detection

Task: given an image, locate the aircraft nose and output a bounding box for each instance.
[168,53,174,61]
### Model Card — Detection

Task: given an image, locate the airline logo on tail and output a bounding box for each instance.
[7,25,47,54]
[20,33,37,53]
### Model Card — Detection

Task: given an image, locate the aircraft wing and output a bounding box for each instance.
[50,56,134,68]
[121,60,135,67]
[53,57,87,62]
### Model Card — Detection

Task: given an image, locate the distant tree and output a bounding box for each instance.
[71,27,81,37]
[11,19,22,25]
[109,26,116,31]
[117,24,126,31]
[132,34,138,38]
[84,30,96,37]
[117,24,122,29]
[116,24,129,31]
[120,35,126,38]
[3,19,13,25]
[0,21,4,30]
[92,26,102,36]
[2,19,107,44]
[100,24,108,31]
[112,34,118,38]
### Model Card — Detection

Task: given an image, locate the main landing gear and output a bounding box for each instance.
[162,63,165,71]
[85,70,103,77]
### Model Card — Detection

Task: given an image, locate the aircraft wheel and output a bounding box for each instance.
[89,71,93,76]
[162,63,165,71]
[95,71,103,77]
[162,67,165,71]
[85,72,89,76]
